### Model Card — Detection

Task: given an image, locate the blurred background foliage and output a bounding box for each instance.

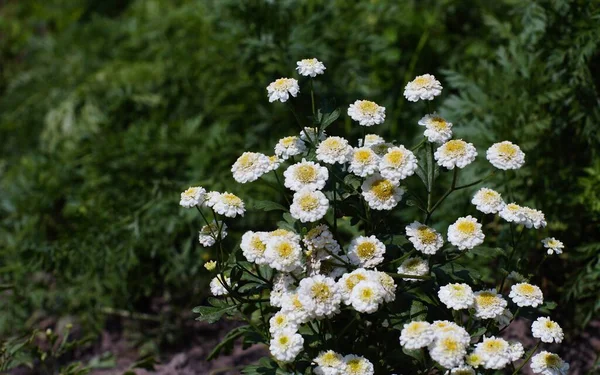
[0,0,598,370]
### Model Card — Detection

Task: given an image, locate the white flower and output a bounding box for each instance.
[290,189,329,223]
[264,236,303,272]
[431,321,471,345]
[373,271,397,302]
[347,100,386,126]
[532,317,564,343]
[499,203,525,223]
[267,78,300,103]
[465,353,484,368]
[438,283,475,310]
[198,221,227,247]
[275,136,307,160]
[210,276,229,296]
[284,159,329,191]
[399,321,435,349]
[448,216,485,250]
[316,136,353,164]
[266,155,282,172]
[509,283,544,307]
[445,366,475,375]
[300,126,326,143]
[337,269,371,304]
[405,222,444,255]
[542,237,564,255]
[522,206,547,229]
[303,224,341,254]
[347,235,386,268]
[270,273,295,308]
[179,186,206,208]
[435,140,477,169]
[473,289,507,319]
[349,147,380,177]
[350,281,384,313]
[269,328,304,362]
[296,58,326,77]
[531,351,569,375]
[486,141,525,170]
[269,311,298,334]
[241,231,269,264]
[359,134,385,147]
[231,152,271,183]
[281,292,313,324]
[471,188,506,214]
[211,192,245,217]
[268,228,302,242]
[361,173,404,210]
[404,74,443,102]
[297,275,341,318]
[379,146,418,181]
[342,354,374,375]
[314,351,344,375]
[473,336,511,370]
[418,113,453,143]
[429,334,468,369]
[397,257,429,281]
[508,342,524,362]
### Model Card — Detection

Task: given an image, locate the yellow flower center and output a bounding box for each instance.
[547,240,559,247]
[385,149,405,166]
[345,274,367,290]
[516,283,536,295]
[406,322,426,334]
[251,235,266,253]
[319,351,339,365]
[413,75,431,87]
[237,153,256,169]
[311,282,331,301]
[417,226,438,244]
[430,116,448,131]
[359,287,374,301]
[451,284,467,297]
[347,359,362,372]
[298,194,319,210]
[292,296,303,309]
[356,242,376,259]
[278,336,289,346]
[273,78,290,90]
[322,138,342,150]
[482,339,505,353]
[444,140,466,155]
[183,187,198,198]
[294,165,317,182]
[482,190,499,202]
[271,229,292,237]
[354,149,373,163]
[544,353,561,367]
[370,179,395,200]
[440,337,459,352]
[277,242,293,258]
[497,142,518,158]
[476,292,497,308]
[457,220,476,235]
[275,315,285,325]
[222,193,242,207]
[301,58,317,65]
[357,100,378,115]
[545,321,556,329]
[281,136,297,147]
[466,353,483,366]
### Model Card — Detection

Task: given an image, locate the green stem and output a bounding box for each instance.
[426,167,458,223]
[512,341,541,375]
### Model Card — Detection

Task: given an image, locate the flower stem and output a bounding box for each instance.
[512,341,541,375]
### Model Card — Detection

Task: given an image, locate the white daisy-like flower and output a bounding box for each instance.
[267,78,300,103]
[397,257,430,282]
[342,354,374,375]
[316,136,353,164]
[179,186,206,208]
[284,159,329,192]
[471,188,506,214]
[373,270,397,302]
[431,321,471,345]
[347,235,386,268]
[418,113,453,144]
[269,311,298,334]
[264,236,303,272]
[241,231,269,264]
[270,273,295,308]
[473,336,511,370]
[198,221,227,247]
[435,139,477,169]
[447,216,485,250]
[486,141,525,170]
[347,100,386,126]
[268,228,302,242]
[300,126,326,143]
[211,192,245,217]
[509,282,544,307]
[370,142,396,157]
[542,237,564,255]
[297,275,341,318]
[359,134,385,147]
[209,275,229,296]
[473,289,507,319]
[465,353,484,368]
[531,351,569,375]
[379,146,418,181]
[337,268,371,304]
[266,155,282,172]
[532,317,564,343]
[280,291,313,324]
[290,189,329,223]
[445,365,475,375]
[429,334,468,369]
[269,328,304,362]
[522,207,547,229]
[275,136,307,160]
[404,74,443,102]
[349,147,380,177]
[314,350,344,375]
[296,58,326,77]
[231,152,271,183]
[508,341,524,362]
[350,281,384,313]
[438,283,475,310]
[204,260,216,271]
[499,203,525,223]
[399,321,435,349]
[361,173,404,210]
[405,221,444,255]
[303,224,341,254]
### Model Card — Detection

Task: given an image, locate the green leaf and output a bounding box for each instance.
[468,246,506,259]
[318,108,340,130]
[193,304,237,324]
[409,299,428,320]
[251,200,287,212]
[207,325,249,360]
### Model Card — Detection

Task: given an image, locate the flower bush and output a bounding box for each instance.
[183,60,569,374]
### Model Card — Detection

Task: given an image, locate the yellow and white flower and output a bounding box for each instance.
[349,281,384,313]
[521,206,547,229]
[269,327,304,362]
[280,291,313,324]
[379,146,418,181]
[231,152,271,183]
[359,134,385,147]
[267,77,300,103]
[270,273,295,308]
[203,260,216,271]
[347,100,386,126]
[269,311,298,334]
[316,136,353,164]
[313,350,344,375]
[347,235,386,268]
[429,333,468,369]
[399,321,435,349]
[241,231,269,264]
[284,159,329,191]
[471,187,506,214]
[179,186,206,208]
[542,237,564,255]
[486,141,525,170]
[473,336,511,370]
[290,188,329,223]
[530,351,569,375]
[349,147,380,177]
[404,74,443,102]
[372,270,397,302]
[211,192,245,217]
[431,321,471,345]
[509,282,544,307]
[296,58,326,77]
[448,215,485,250]
[297,275,341,318]
[435,139,477,169]
[342,354,374,375]
[264,236,303,272]
[508,342,524,362]
[198,221,227,247]
[361,173,405,210]
[337,268,371,304]
[438,283,475,310]
[532,317,564,343]
[418,113,453,144]
[210,275,229,296]
[405,221,444,255]
[499,202,525,223]
[275,136,307,160]
[473,289,507,319]
[397,257,430,282]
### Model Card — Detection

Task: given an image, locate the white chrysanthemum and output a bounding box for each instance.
[347,236,386,268]
[361,173,404,210]
[499,203,525,223]
[269,328,304,362]
[281,291,313,324]
[429,334,468,369]
[316,136,353,164]
[522,207,547,229]
[397,257,430,282]
[431,321,471,345]
[399,321,435,349]
[296,58,326,77]
[275,136,307,160]
[297,275,341,318]
[471,188,506,214]
[231,152,271,183]
[342,354,374,375]
[209,276,229,296]
[509,283,544,307]
[269,311,298,334]
[349,147,380,177]
[303,224,341,254]
[508,342,524,362]
[211,192,245,218]
[435,140,477,169]
[314,350,344,375]
[241,231,269,264]
[204,260,216,271]
[266,155,282,172]
[531,351,570,375]
[268,228,301,242]
[379,146,418,181]
[405,222,444,255]
[532,317,564,343]
[473,289,507,319]
[290,189,329,223]
[347,100,386,126]
[284,159,329,192]
[359,134,385,147]
[438,283,475,310]
[465,353,484,368]
[198,221,227,247]
[542,237,564,255]
[337,269,371,304]
[264,236,303,272]
[474,336,511,370]
[445,366,475,375]
[179,186,206,208]
[486,141,525,170]
[447,216,485,250]
[350,281,384,313]
[300,126,326,143]
[373,271,397,302]
[404,74,443,102]
[267,78,300,103]
[418,113,453,143]
[270,273,295,308]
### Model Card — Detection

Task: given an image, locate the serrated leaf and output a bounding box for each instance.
[318,108,340,130]
[192,305,237,324]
